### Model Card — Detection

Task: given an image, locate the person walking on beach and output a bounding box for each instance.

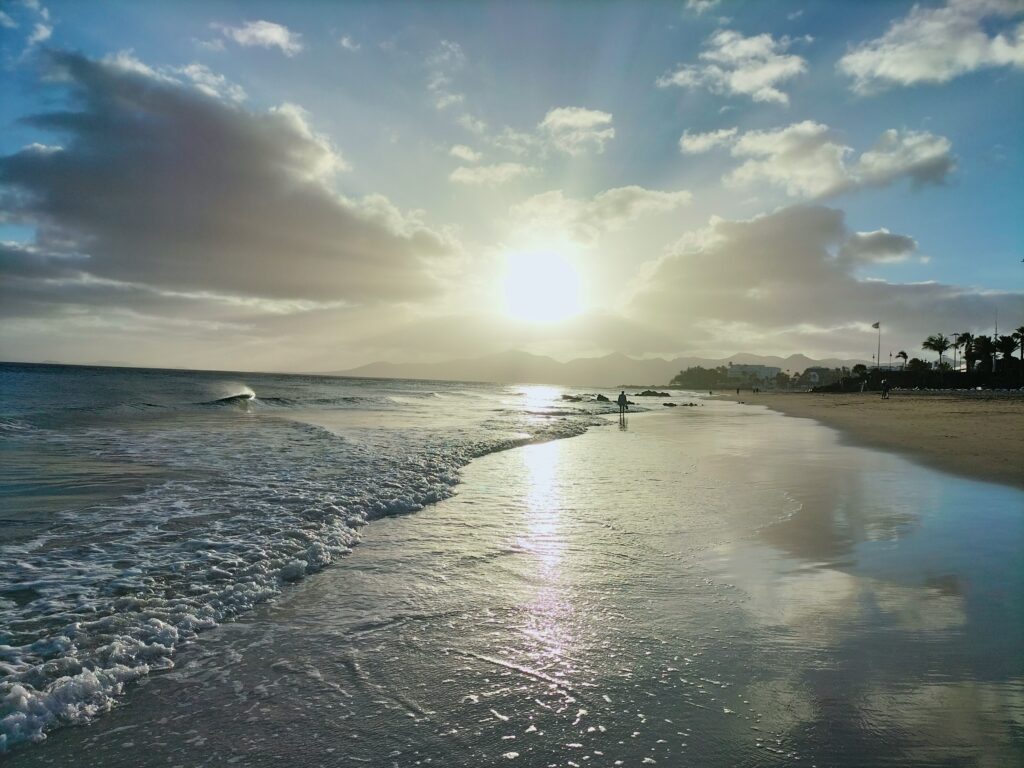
[881,379,890,399]
[617,390,628,415]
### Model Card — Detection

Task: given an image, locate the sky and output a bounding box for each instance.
[0,0,1022,371]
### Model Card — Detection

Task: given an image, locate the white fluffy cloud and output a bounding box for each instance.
[179,63,248,102]
[679,127,738,154]
[449,144,482,163]
[27,21,51,46]
[213,20,303,56]
[449,162,535,186]
[685,0,721,15]
[338,35,360,52]
[657,30,808,104]
[510,186,693,244]
[628,205,1020,356]
[538,107,616,155]
[839,0,1024,93]
[719,121,953,198]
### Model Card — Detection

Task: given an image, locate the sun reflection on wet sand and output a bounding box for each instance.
[517,441,565,572]
[514,441,575,681]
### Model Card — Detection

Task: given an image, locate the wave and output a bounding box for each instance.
[0,389,608,750]
[198,392,255,406]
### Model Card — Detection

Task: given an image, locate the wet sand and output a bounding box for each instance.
[9,405,1023,766]
[721,392,1024,490]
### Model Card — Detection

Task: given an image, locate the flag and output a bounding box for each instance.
[871,322,880,329]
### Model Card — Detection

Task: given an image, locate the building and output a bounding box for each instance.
[726,364,781,381]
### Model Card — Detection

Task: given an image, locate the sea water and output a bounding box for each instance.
[0,363,628,750]
[4,365,1022,766]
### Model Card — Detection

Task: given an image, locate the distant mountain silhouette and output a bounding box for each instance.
[328,350,864,388]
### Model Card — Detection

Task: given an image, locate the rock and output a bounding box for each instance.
[561,394,583,402]
[663,402,678,407]
[595,394,610,402]
[635,390,671,397]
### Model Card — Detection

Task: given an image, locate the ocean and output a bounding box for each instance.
[0,363,625,751]
[2,363,1022,766]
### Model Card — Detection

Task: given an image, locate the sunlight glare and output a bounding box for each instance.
[501,250,583,324]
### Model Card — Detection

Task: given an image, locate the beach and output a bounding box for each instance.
[719,391,1024,490]
[6,396,1023,766]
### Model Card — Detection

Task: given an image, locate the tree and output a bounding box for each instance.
[1015,326,1024,385]
[922,333,951,368]
[995,335,1018,373]
[896,350,908,370]
[951,334,963,372]
[852,363,868,377]
[669,365,729,389]
[906,357,929,372]
[957,332,974,373]
[973,335,996,375]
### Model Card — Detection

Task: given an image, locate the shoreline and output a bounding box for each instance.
[714,391,1024,490]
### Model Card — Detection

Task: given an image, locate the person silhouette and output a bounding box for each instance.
[617,390,628,415]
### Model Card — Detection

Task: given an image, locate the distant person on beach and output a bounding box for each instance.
[881,379,890,399]
[617,391,628,414]
[736,388,740,396]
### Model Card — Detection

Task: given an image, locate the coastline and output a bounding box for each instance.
[715,391,1024,490]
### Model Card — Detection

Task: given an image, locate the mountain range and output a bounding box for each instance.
[328,350,865,388]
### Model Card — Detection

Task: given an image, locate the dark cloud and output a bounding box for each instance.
[628,205,1022,356]
[838,228,918,265]
[0,51,454,309]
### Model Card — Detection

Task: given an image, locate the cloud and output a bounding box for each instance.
[212,20,303,57]
[838,0,1024,94]
[510,186,693,244]
[0,51,455,317]
[538,107,615,155]
[839,229,919,265]
[178,63,247,102]
[338,35,360,52]
[449,162,535,186]
[457,114,488,134]
[0,10,16,29]
[627,205,1020,356]
[721,121,954,198]
[27,22,50,45]
[679,127,738,153]
[854,128,955,188]
[491,126,540,156]
[449,144,482,163]
[685,0,721,14]
[427,40,465,110]
[656,29,808,104]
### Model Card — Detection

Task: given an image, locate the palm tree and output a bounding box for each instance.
[973,335,996,375]
[896,350,908,370]
[957,332,974,374]
[1015,326,1024,385]
[951,334,963,372]
[995,335,1018,374]
[922,333,951,369]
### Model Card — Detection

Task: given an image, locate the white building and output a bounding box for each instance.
[726,364,781,381]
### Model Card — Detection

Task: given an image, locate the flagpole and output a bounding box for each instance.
[876,323,881,376]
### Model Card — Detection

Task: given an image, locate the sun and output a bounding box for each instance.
[501,249,584,324]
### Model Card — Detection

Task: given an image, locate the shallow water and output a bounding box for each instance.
[0,364,626,750]
[9,403,1022,766]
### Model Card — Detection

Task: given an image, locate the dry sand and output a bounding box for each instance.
[721,391,1024,490]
